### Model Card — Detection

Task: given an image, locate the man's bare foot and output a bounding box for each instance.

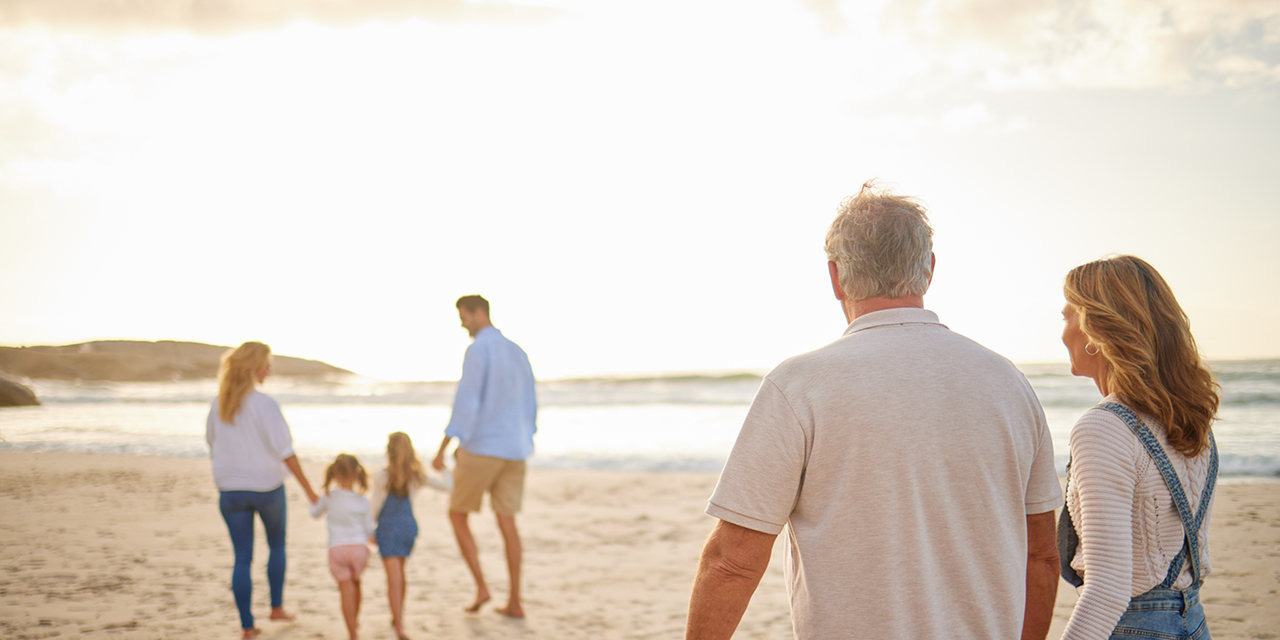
[269,607,296,622]
[495,604,525,619]
[464,593,491,613]
[241,628,261,639]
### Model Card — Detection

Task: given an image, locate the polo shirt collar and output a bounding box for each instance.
[842,307,942,336]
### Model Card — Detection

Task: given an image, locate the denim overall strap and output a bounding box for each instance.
[1097,402,1218,589]
[1058,454,1084,587]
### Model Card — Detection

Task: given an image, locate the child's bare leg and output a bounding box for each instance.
[339,579,360,640]
[383,557,408,637]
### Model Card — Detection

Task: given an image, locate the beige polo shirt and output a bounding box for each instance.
[708,308,1062,640]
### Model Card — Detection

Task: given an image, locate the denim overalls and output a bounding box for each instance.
[1058,401,1219,640]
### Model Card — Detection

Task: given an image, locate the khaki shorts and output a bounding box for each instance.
[450,448,526,515]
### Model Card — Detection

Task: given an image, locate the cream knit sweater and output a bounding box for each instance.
[1060,396,1215,640]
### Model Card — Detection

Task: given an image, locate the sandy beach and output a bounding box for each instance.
[0,451,1276,640]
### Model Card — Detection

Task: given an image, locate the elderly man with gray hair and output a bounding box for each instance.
[685,182,1063,640]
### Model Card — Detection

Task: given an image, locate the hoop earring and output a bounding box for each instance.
[1085,342,1100,356]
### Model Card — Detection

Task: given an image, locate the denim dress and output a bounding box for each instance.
[375,493,418,558]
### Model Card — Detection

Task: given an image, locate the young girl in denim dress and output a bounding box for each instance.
[370,432,427,640]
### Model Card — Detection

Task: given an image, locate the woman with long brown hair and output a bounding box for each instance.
[206,341,319,639]
[1058,256,1220,640]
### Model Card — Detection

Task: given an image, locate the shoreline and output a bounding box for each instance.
[0,451,1277,639]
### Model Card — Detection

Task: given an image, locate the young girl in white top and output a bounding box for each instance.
[310,454,376,640]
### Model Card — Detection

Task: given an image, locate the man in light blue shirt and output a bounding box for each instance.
[432,295,537,618]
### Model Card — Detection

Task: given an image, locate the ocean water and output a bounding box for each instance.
[1,361,1277,480]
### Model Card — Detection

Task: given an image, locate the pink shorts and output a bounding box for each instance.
[327,544,369,582]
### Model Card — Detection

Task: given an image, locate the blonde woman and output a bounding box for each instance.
[370,432,427,640]
[206,341,319,639]
[1058,256,1220,640]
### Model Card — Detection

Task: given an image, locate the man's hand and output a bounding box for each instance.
[686,519,777,640]
[433,434,452,472]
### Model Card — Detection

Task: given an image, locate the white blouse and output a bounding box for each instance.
[206,391,295,492]
[1060,396,1215,640]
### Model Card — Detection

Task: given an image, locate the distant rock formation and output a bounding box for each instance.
[0,340,353,382]
[0,372,40,407]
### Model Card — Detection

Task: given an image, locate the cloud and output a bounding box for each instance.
[0,0,561,33]
[847,101,1029,137]
[939,102,993,130]
[808,0,1280,91]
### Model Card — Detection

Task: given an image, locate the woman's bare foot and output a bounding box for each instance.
[464,592,491,613]
[241,628,261,639]
[269,607,296,622]
[495,603,525,619]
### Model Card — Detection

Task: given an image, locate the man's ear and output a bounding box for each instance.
[829,261,847,301]
[928,253,936,286]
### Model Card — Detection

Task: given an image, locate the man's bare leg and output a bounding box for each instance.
[494,513,524,618]
[449,510,491,612]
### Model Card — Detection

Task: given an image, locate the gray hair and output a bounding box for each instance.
[824,182,934,300]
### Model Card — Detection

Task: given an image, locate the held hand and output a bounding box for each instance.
[368,536,377,546]
[432,453,445,472]
[306,488,320,505]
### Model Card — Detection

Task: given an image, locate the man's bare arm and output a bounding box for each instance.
[1023,510,1060,640]
[685,519,777,640]
[432,435,452,471]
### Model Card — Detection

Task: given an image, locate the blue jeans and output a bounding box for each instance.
[1110,586,1209,640]
[219,486,287,630]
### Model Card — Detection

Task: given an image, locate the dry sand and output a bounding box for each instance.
[0,451,1275,639]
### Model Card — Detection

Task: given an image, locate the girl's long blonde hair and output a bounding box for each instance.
[385,432,426,497]
[1065,255,1220,457]
[217,341,271,424]
[323,454,369,495]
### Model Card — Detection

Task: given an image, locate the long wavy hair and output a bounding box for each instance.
[385,432,426,497]
[217,341,271,424]
[322,454,369,495]
[1064,255,1219,457]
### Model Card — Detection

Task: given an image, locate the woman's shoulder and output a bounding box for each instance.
[242,390,282,411]
[1072,397,1142,443]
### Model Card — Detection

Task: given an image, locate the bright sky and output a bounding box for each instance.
[2,0,1278,381]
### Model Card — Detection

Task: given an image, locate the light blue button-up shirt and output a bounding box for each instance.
[444,326,537,461]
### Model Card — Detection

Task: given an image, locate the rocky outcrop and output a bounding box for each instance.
[0,341,352,382]
[0,372,39,407]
